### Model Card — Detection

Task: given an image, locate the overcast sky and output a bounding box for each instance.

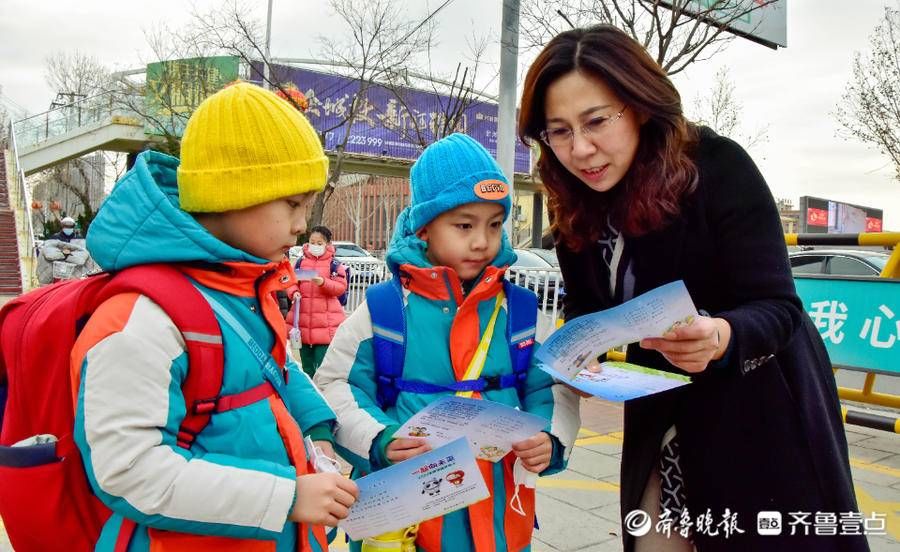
[1,0,897,228]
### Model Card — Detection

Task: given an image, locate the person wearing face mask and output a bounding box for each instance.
[50,216,82,242]
[285,225,348,377]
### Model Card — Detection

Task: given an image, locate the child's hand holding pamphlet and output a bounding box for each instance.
[393,396,548,462]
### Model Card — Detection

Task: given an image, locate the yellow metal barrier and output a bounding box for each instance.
[841,406,900,434]
[789,233,900,417]
[784,231,900,278]
[832,368,900,409]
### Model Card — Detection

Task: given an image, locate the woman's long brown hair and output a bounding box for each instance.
[519,25,699,251]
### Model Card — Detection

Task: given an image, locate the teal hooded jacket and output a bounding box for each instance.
[74,151,334,552]
[315,207,580,551]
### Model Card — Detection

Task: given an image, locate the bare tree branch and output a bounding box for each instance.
[835,6,900,182]
[689,66,768,151]
[520,0,779,76]
[44,51,112,99]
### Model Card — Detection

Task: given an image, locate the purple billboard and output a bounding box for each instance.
[264,64,531,173]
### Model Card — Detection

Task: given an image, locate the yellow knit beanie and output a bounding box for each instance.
[177,82,328,212]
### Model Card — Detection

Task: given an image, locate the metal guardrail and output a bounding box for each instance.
[339,261,564,321]
[506,268,564,321]
[6,121,38,292]
[13,90,144,150]
[342,259,390,312]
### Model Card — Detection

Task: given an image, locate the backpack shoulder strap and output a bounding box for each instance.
[503,280,538,400]
[365,279,405,409]
[99,265,224,449]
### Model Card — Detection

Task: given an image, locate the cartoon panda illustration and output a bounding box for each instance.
[421,477,442,497]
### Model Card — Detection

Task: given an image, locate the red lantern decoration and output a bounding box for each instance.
[275,85,309,112]
[49,201,61,212]
[31,200,43,210]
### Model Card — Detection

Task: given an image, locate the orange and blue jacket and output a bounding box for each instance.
[315,209,580,552]
[74,151,334,552]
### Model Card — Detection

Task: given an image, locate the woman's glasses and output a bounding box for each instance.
[539,106,628,148]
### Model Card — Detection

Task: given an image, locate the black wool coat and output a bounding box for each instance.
[556,128,868,552]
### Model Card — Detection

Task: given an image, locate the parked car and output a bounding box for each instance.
[527,247,559,268]
[288,240,385,286]
[508,248,564,304]
[332,241,375,260]
[332,241,385,286]
[789,249,890,277]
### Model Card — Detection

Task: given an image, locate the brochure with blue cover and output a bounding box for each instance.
[541,361,690,402]
[535,280,697,400]
[339,437,489,540]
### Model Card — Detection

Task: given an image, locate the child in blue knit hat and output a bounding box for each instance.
[316,133,580,551]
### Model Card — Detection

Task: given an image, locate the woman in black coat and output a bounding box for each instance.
[518,25,867,552]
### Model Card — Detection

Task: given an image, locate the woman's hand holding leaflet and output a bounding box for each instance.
[639,315,731,373]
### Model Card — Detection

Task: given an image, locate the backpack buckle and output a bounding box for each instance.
[192,397,219,415]
[482,375,502,391]
[176,428,198,449]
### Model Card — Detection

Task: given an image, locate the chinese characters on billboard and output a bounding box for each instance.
[799,196,883,234]
[264,63,532,173]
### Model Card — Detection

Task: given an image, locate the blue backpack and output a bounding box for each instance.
[365,278,538,408]
[330,259,349,306]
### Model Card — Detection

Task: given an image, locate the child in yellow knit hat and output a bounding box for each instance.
[74,82,356,552]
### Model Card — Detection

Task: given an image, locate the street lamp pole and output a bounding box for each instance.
[263,0,274,89]
[497,0,520,239]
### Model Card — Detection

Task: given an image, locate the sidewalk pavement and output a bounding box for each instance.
[529,398,900,552]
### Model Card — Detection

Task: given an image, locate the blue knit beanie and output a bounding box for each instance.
[408,133,511,232]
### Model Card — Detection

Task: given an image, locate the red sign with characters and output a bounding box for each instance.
[866,217,883,233]
[807,207,828,226]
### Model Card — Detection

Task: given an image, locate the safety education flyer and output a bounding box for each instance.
[548,361,690,402]
[294,267,318,280]
[535,280,698,380]
[393,395,548,462]
[339,437,489,541]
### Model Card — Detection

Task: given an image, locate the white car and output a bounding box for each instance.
[332,242,386,285]
[290,241,385,286]
[332,241,378,262]
[289,241,375,263]
[509,249,564,304]
[789,249,890,277]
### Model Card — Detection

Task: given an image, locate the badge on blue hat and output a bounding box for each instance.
[408,134,512,232]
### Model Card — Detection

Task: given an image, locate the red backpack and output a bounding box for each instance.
[0,264,227,552]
